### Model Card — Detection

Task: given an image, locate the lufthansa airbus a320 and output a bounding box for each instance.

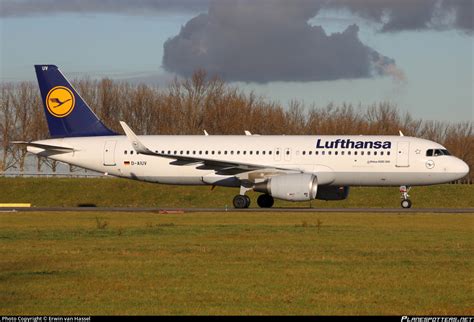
[16,65,470,208]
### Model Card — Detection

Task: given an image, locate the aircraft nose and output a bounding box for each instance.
[451,158,470,181]
[459,159,469,177]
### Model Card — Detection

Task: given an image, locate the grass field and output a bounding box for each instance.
[1,211,473,315]
[0,177,473,208]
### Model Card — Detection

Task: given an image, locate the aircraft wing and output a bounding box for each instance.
[120,121,301,177]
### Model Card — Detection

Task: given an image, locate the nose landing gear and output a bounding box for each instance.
[400,185,412,208]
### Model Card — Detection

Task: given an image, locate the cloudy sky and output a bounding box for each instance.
[1,0,472,122]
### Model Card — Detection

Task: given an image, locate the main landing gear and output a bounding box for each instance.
[400,185,412,209]
[257,194,274,208]
[233,193,275,209]
[233,194,251,209]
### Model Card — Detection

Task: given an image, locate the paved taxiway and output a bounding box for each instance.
[0,207,472,213]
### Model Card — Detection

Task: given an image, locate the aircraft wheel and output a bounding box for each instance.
[401,199,412,209]
[244,195,251,206]
[257,194,274,208]
[233,195,250,209]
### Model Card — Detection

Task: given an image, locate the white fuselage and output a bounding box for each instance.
[28,135,469,187]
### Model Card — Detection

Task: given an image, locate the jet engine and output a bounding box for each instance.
[316,186,350,200]
[253,173,318,201]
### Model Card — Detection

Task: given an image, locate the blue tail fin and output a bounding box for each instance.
[35,65,117,138]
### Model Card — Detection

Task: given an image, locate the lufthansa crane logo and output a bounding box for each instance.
[46,86,75,118]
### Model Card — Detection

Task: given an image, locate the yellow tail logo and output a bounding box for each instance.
[46,86,75,117]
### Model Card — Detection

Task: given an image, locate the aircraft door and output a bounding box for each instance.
[396,142,410,167]
[104,140,117,166]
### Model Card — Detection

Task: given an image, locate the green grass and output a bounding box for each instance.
[0,211,473,315]
[0,177,472,208]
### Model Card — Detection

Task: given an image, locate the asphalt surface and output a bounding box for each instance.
[0,207,472,213]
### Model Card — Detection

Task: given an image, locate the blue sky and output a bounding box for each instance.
[1,8,472,122]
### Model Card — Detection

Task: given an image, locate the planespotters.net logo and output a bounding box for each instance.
[402,317,474,322]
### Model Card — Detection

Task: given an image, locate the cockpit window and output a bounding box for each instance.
[426,149,451,157]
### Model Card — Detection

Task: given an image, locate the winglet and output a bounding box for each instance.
[244,130,252,136]
[203,130,209,136]
[399,130,404,137]
[119,121,155,155]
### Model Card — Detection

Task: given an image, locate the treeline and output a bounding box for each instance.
[0,70,472,182]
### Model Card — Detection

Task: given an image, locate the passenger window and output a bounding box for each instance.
[361,151,364,156]
[348,151,351,155]
[322,151,325,155]
[367,151,371,156]
[335,151,338,155]
[269,151,272,155]
[302,151,306,155]
[131,151,134,155]
[354,151,358,156]
[124,150,127,155]
[387,151,391,156]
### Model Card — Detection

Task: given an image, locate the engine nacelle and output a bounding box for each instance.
[316,186,350,200]
[254,173,318,201]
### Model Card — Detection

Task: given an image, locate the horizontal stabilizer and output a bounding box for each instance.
[12,141,75,152]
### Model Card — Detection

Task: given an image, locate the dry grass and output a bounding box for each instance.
[1,211,473,315]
